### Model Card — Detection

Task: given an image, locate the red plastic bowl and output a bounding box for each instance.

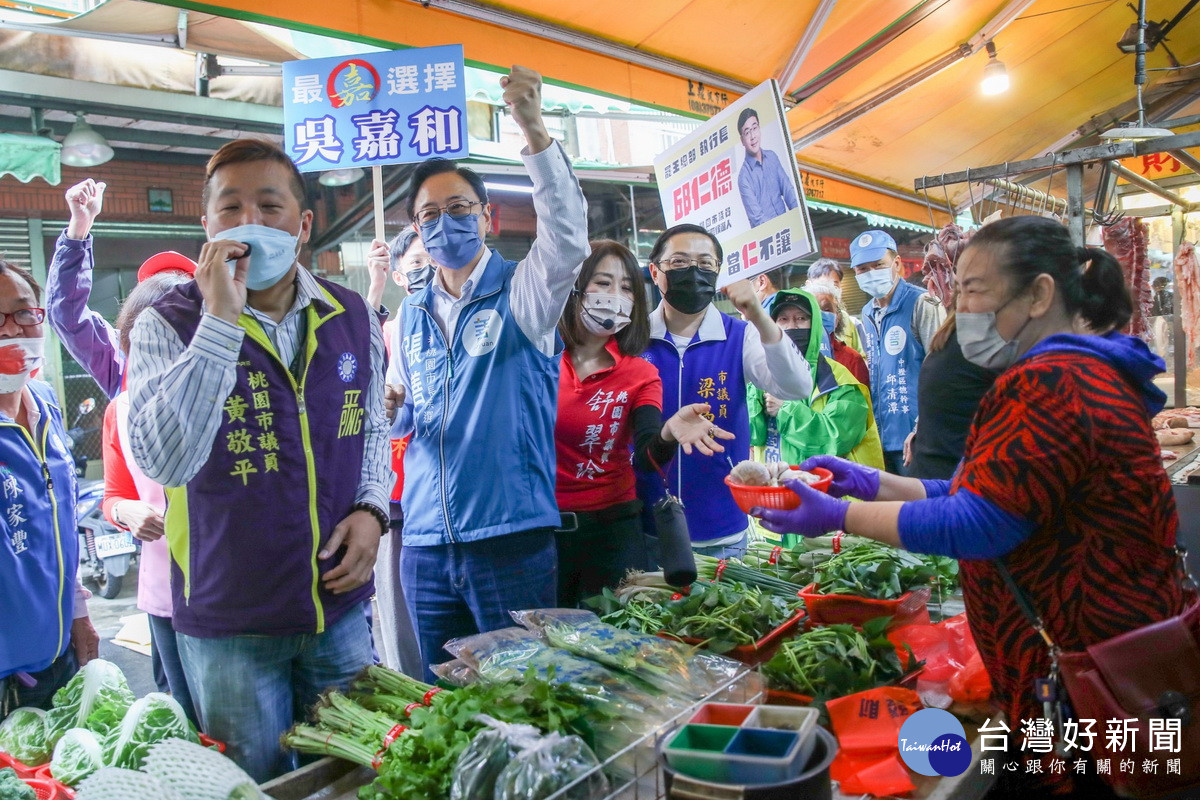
[725,467,833,514]
[0,752,36,779]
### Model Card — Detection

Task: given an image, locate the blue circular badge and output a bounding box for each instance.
[337,352,358,383]
[897,708,970,777]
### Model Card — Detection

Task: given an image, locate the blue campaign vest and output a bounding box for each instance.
[400,250,561,546]
[155,279,373,637]
[0,381,78,678]
[637,312,750,542]
[861,280,926,452]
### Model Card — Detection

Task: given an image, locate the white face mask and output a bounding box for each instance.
[216,224,301,291]
[578,292,633,336]
[0,337,44,394]
[957,298,1031,371]
[856,266,896,299]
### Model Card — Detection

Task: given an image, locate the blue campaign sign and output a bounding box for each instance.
[281,44,468,173]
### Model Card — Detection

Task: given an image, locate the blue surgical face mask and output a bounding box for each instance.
[855,266,896,299]
[821,310,837,334]
[419,213,483,270]
[217,224,300,291]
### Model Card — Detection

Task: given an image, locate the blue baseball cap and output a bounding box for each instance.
[849,230,897,268]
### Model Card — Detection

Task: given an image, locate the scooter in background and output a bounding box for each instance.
[76,478,138,599]
[66,397,100,478]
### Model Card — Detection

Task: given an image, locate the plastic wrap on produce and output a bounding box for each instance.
[511,608,741,700]
[431,658,480,687]
[1104,217,1152,341]
[1176,241,1199,367]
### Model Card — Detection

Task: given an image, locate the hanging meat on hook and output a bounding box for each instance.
[921,223,972,310]
[1176,241,1199,368]
[1103,217,1151,341]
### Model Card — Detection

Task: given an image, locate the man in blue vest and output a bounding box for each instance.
[636,224,812,559]
[851,230,943,476]
[388,65,590,679]
[127,138,389,781]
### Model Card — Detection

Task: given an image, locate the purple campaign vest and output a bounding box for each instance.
[155,278,373,638]
[637,313,751,542]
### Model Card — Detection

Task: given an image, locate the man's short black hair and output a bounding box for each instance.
[405,159,489,222]
[737,108,759,135]
[759,267,786,288]
[649,223,724,265]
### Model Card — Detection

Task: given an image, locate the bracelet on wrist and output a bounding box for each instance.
[352,502,389,536]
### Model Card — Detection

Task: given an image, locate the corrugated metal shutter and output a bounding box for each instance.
[0,219,31,267]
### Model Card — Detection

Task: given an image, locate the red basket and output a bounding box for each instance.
[657,607,807,665]
[22,778,62,800]
[799,583,931,629]
[725,467,833,514]
[0,752,37,779]
[31,765,74,799]
[199,733,227,753]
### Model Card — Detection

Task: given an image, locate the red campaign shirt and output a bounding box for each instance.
[555,339,662,512]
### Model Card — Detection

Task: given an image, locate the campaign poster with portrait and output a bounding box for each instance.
[653,79,815,288]
[282,45,468,173]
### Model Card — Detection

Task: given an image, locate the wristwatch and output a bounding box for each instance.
[352,502,389,536]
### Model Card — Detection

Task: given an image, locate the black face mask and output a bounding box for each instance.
[662,266,718,315]
[785,326,812,353]
[404,264,435,293]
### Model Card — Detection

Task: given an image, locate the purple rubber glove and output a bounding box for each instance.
[751,479,851,539]
[800,455,881,501]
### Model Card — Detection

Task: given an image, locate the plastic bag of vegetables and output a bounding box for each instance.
[449,715,540,800]
[0,707,50,766]
[102,693,199,770]
[45,659,135,745]
[49,727,104,787]
[511,608,733,700]
[494,731,607,800]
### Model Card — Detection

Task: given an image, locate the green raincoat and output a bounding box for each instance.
[748,289,885,469]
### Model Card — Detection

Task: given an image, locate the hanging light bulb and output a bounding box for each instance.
[60,112,113,168]
[981,41,1010,96]
[318,168,365,187]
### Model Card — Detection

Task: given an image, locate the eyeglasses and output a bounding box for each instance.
[0,308,45,327]
[659,256,720,272]
[415,200,485,226]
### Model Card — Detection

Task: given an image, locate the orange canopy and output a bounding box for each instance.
[145,0,1200,210]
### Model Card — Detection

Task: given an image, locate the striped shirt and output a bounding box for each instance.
[125,267,389,511]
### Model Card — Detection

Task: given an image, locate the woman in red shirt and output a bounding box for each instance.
[555,240,732,606]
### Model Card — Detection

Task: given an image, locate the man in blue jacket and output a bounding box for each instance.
[851,230,943,475]
[389,65,590,679]
[636,224,811,559]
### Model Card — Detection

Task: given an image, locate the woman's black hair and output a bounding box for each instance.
[559,240,651,357]
[964,215,1132,332]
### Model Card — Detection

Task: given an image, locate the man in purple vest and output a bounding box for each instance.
[126,139,389,782]
[636,224,812,559]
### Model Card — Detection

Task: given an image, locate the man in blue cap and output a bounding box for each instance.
[850,230,943,475]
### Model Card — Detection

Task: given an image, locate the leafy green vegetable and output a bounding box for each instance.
[594,579,798,654]
[493,732,607,800]
[0,707,50,766]
[814,546,955,599]
[762,617,921,703]
[284,667,613,800]
[50,728,104,787]
[0,767,34,800]
[102,693,198,770]
[45,659,135,746]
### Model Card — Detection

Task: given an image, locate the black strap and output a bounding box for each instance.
[994,559,1060,653]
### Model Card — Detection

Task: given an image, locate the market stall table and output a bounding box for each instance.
[259,718,996,800]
